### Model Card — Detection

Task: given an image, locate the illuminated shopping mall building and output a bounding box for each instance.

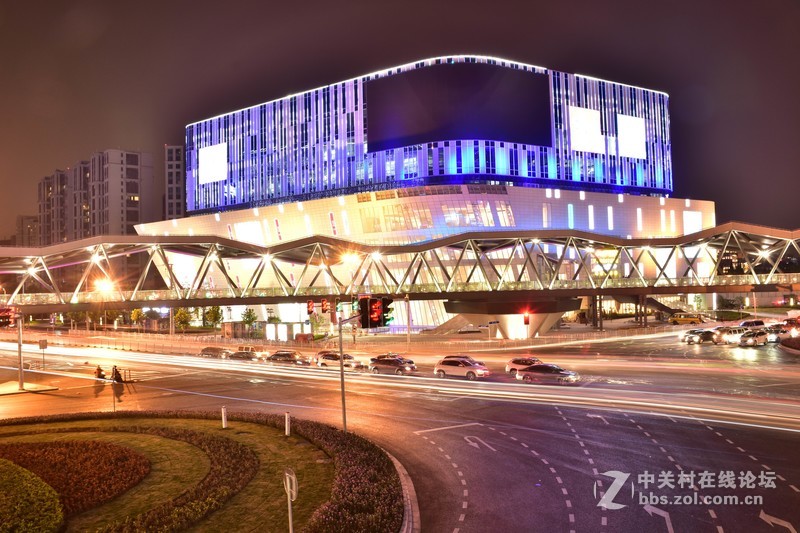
[138,55,715,335]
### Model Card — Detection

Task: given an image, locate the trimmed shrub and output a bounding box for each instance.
[0,458,64,532]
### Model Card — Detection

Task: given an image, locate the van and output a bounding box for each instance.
[739,320,765,329]
[237,345,268,359]
[713,327,748,344]
[668,313,703,325]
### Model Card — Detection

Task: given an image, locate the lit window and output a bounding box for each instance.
[607,206,614,231]
[567,204,574,229]
[660,209,666,232]
[579,191,586,200]
[588,205,594,230]
[636,208,643,231]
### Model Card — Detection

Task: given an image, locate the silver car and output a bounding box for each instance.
[516,364,580,385]
[434,359,491,381]
[738,330,768,347]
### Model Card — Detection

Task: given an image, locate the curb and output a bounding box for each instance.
[384,448,421,533]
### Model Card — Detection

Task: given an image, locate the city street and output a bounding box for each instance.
[1,335,799,532]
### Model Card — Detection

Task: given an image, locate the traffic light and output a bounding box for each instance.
[306,300,314,315]
[359,297,370,328]
[369,298,383,328]
[381,297,394,326]
[523,312,530,325]
[321,298,329,313]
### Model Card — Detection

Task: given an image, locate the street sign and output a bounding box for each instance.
[38,339,47,350]
[283,468,298,501]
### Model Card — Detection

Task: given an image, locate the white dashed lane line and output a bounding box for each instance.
[487,425,577,533]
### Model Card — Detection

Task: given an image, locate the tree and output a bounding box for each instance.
[130,309,144,327]
[241,307,258,337]
[174,307,193,333]
[204,306,223,330]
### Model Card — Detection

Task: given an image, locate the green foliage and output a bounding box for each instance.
[130,309,144,325]
[0,458,64,532]
[204,306,223,329]
[173,307,193,332]
[240,308,257,330]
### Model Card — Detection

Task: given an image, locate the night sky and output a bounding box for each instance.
[1,0,798,238]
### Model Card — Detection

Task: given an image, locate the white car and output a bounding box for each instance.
[434,359,491,381]
[739,330,768,347]
[505,357,543,375]
[765,327,791,343]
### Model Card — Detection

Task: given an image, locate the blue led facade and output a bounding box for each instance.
[185,55,672,215]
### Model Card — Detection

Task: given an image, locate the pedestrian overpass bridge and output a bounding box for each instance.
[0,221,798,314]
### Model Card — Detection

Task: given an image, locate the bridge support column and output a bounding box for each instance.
[642,294,648,327]
[598,295,604,331]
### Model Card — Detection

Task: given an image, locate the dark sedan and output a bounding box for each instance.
[685,330,715,344]
[263,350,309,366]
[228,351,257,361]
[369,357,418,375]
[516,364,580,385]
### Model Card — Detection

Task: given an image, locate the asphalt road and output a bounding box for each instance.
[1,337,799,533]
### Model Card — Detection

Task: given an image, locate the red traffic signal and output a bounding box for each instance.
[523,312,530,325]
[369,298,383,328]
[307,300,314,315]
[321,298,329,313]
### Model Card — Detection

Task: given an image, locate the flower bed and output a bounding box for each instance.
[0,411,404,533]
[0,441,150,516]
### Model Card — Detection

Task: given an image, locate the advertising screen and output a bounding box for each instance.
[198,142,228,185]
[366,63,552,152]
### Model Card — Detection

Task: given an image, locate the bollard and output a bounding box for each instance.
[285,412,291,436]
[221,406,228,429]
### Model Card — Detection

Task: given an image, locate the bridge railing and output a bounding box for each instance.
[2,272,799,306]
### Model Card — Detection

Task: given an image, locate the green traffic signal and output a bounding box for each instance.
[381,297,394,326]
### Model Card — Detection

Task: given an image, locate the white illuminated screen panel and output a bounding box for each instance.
[198,142,228,184]
[568,106,605,154]
[617,114,646,159]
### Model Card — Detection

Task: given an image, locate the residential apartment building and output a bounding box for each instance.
[165,145,185,219]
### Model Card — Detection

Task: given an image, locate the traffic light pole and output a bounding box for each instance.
[337,313,360,435]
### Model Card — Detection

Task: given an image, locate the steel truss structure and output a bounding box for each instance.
[0,222,798,312]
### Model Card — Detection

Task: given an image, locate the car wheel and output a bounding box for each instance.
[690,321,698,325]
[372,368,380,374]
[466,371,477,381]
[697,338,704,344]
[522,374,533,383]
[672,321,679,325]
[395,369,404,375]
[436,370,446,378]
[509,368,517,376]
[320,363,327,368]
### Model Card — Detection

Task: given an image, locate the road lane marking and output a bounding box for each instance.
[414,422,482,434]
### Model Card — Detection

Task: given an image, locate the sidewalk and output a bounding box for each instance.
[0,380,59,395]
